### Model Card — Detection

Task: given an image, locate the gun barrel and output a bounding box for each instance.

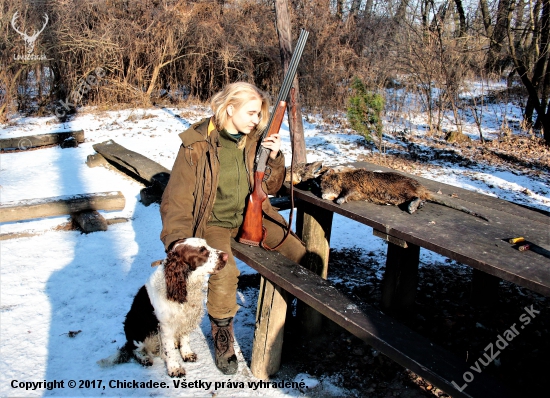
[260,29,309,143]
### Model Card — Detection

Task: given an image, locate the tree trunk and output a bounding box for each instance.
[364,0,374,16]
[486,0,512,73]
[350,0,362,18]
[395,0,409,21]
[508,0,550,144]
[479,0,493,36]
[274,0,307,164]
[336,0,344,20]
[454,0,467,37]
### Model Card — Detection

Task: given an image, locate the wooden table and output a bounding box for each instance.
[232,161,548,397]
[293,161,550,309]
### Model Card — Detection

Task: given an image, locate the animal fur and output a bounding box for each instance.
[97,238,228,377]
[320,168,489,221]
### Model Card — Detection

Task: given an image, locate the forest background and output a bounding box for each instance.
[1,0,550,147]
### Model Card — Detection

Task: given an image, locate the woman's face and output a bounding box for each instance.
[224,98,262,135]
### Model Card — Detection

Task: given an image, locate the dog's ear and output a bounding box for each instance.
[178,245,209,270]
[164,249,190,303]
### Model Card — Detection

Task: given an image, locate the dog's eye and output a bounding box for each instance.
[199,246,208,254]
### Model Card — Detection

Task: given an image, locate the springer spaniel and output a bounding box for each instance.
[98,238,228,377]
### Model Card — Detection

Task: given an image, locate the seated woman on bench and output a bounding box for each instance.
[160,82,306,374]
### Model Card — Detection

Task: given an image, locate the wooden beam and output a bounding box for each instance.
[250,276,288,379]
[373,228,408,248]
[0,217,130,240]
[296,204,333,336]
[86,153,109,168]
[0,130,84,150]
[381,242,420,315]
[0,191,125,223]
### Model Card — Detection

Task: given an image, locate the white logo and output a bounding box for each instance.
[11,11,48,60]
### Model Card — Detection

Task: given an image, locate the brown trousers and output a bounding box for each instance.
[204,218,306,319]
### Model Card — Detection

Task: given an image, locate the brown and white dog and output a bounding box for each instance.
[98,238,228,377]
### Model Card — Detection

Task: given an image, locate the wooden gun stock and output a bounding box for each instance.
[237,101,286,246]
[237,170,268,246]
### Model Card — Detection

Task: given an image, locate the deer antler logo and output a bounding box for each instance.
[11,12,48,55]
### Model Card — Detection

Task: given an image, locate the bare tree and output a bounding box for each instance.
[508,0,550,143]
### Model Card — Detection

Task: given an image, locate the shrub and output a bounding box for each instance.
[346,77,384,142]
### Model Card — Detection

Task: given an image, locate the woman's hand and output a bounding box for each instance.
[261,133,281,160]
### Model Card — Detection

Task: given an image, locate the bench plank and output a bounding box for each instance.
[231,240,511,398]
[0,130,85,150]
[93,140,171,189]
[0,191,125,223]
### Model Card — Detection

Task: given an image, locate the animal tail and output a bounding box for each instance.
[97,345,132,367]
[429,195,490,222]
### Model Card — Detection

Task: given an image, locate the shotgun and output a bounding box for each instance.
[237,29,309,247]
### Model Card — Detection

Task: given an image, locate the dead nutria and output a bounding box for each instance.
[320,168,490,221]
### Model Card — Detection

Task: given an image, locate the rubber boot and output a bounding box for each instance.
[209,315,238,374]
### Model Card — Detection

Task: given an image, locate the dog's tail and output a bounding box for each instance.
[97,345,132,368]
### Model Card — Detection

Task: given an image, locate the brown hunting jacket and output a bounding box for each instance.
[160,117,287,251]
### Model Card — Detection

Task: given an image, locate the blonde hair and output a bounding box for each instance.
[210,82,271,136]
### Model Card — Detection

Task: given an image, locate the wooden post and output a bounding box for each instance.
[250,276,288,379]
[274,0,307,164]
[296,204,333,336]
[471,269,500,307]
[381,241,420,315]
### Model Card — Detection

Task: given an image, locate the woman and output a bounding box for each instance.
[160,82,306,374]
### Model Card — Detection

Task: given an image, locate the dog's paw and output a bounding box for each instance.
[136,357,153,367]
[182,353,197,362]
[167,365,186,378]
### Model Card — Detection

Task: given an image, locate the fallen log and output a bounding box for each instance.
[0,191,125,223]
[0,130,85,150]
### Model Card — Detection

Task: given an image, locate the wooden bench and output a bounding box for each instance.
[0,130,85,150]
[231,241,510,398]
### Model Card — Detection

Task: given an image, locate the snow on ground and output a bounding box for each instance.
[1,97,549,397]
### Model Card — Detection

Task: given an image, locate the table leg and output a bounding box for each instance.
[296,205,333,336]
[381,241,420,314]
[250,276,288,378]
[470,269,500,307]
